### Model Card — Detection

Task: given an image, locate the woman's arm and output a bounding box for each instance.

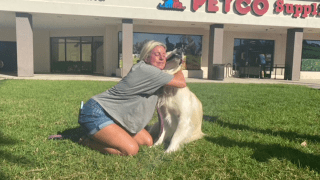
[166,70,186,88]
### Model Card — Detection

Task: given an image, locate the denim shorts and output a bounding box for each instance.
[78,98,115,137]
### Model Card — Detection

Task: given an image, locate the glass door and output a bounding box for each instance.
[233,39,274,78]
[66,37,81,73]
[51,36,103,74]
[0,41,17,73]
[81,37,93,73]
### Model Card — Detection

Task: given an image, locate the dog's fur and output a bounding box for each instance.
[148,54,204,153]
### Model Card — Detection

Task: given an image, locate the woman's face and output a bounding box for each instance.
[147,46,167,70]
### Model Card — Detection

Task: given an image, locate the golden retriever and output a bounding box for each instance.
[148,50,204,153]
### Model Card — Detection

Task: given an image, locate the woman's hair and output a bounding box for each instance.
[140,40,167,63]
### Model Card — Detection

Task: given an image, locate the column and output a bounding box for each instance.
[16,13,34,77]
[208,24,224,80]
[121,19,133,77]
[284,28,303,81]
[104,25,117,76]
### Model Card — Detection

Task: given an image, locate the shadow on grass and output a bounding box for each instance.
[205,136,320,173]
[57,126,85,143]
[0,79,7,88]
[0,132,33,179]
[203,115,320,143]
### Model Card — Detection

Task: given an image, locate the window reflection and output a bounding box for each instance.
[233,39,274,69]
[301,40,320,71]
[51,36,103,74]
[51,38,65,62]
[66,37,80,62]
[118,32,202,70]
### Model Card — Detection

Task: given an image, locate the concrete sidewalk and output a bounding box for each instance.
[1,73,320,89]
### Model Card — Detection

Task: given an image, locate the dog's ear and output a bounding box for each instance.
[166,49,177,61]
[167,48,183,61]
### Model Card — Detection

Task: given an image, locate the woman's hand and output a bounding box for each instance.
[166,70,186,88]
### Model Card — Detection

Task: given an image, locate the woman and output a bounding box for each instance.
[78,41,186,156]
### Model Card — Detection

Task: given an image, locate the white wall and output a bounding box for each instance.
[104,25,118,76]
[34,29,50,73]
[2,0,320,29]
[300,72,320,79]
[0,28,16,41]
[49,28,105,37]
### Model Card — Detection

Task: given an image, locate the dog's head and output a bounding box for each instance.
[164,49,183,75]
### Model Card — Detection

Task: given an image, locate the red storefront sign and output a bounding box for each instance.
[192,0,269,15]
[275,0,319,18]
[235,0,269,15]
[158,0,320,18]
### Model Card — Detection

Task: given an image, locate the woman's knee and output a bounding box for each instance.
[134,129,153,147]
[92,124,140,156]
[143,130,153,146]
[122,142,139,156]
[144,135,153,147]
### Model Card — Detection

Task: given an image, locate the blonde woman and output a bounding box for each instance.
[78,41,186,156]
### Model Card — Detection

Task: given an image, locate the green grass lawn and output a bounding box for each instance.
[0,80,320,179]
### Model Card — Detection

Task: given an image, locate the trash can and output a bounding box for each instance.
[212,64,225,80]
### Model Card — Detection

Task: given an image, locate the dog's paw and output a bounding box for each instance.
[165,147,178,153]
[153,138,165,146]
[153,142,162,147]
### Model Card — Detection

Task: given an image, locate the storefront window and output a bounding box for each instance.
[81,37,93,62]
[118,32,202,70]
[51,36,103,74]
[66,37,80,62]
[301,40,320,71]
[233,39,274,78]
[51,38,65,62]
[233,39,274,69]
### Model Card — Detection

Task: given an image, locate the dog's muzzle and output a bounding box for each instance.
[167,48,184,62]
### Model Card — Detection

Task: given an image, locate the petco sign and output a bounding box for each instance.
[192,0,269,16]
[275,0,320,18]
[158,0,320,18]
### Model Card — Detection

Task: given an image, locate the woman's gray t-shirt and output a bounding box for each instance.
[92,61,174,134]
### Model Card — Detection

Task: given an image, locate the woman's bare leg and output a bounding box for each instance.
[79,136,123,155]
[79,124,153,156]
[133,128,153,147]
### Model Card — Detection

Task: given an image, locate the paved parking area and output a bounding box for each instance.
[1,73,320,89]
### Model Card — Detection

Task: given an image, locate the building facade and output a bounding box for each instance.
[1,0,320,80]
